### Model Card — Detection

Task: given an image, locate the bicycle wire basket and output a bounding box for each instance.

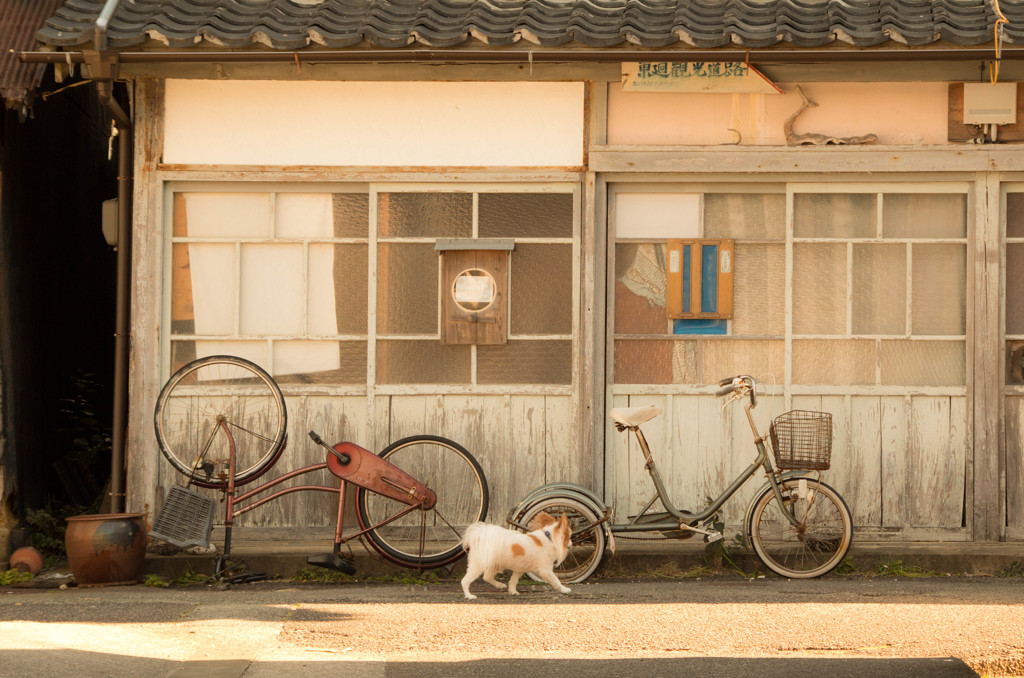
[768,410,833,471]
[150,485,216,549]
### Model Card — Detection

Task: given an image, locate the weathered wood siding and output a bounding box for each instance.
[607,393,968,538]
[1004,396,1024,534]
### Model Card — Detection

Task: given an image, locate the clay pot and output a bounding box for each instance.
[65,513,147,587]
[9,546,44,574]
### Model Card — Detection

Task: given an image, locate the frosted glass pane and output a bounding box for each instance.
[912,244,966,335]
[479,193,573,238]
[702,340,785,385]
[273,341,366,384]
[240,244,303,335]
[377,244,437,335]
[852,243,906,335]
[186,244,235,335]
[615,193,699,239]
[376,341,470,384]
[377,193,471,238]
[793,243,846,335]
[478,341,572,384]
[732,243,784,335]
[614,340,698,384]
[171,340,268,373]
[1008,244,1024,335]
[880,340,965,386]
[183,193,271,238]
[794,194,876,238]
[1007,341,1024,385]
[704,194,785,240]
[883,194,966,238]
[332,194,369,238]
[615,244,666,333]
[309,244,367,335]
[793,340,875,385]
[275,193,332,238]
[1008,194,1024,238]
[511,244,572,334]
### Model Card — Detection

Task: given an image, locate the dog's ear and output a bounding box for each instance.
[557,513,571,546]
[529,512,557,531]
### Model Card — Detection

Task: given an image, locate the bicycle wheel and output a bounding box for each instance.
[154,355,287,489]
[356,435,488,569]
[748,477,853,578]
[516,496,606,584]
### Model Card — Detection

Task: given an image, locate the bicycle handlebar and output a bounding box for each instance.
[714,375,757,407]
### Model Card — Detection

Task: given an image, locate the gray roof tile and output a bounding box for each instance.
[32,0,1024,52]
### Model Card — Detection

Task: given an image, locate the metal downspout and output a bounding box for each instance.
[93,0,131,514]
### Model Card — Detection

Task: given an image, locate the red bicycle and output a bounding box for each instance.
[150,355,489,580]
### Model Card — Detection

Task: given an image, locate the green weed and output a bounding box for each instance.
[142,574,171,588]
[996,560,1024,578]
[0,569,35,586]
[872,557,937,578]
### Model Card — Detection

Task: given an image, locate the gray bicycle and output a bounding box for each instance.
[507,374,854,581]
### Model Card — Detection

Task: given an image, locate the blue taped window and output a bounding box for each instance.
[666,239,733,320]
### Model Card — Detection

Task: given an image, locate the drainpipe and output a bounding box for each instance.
[85,0,131,514]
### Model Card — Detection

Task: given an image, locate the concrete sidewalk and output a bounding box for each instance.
[140,528,1024,582]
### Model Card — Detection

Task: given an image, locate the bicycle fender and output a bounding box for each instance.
[741,472,822,544]
[506,485,616,555]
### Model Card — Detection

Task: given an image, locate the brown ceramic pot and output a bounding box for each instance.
[65,513,147,587]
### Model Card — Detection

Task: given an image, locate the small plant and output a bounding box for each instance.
[997,560,1024,578]
[702,507,749,576]
[0,569,36,586]
[143,574,170,588]
[26,504,86,559]
[174,566,211,587]
[833,556,857,575]
[873,557,937,578]
[293,566,356,583]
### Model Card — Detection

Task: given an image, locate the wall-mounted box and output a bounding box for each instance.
[665,239,734,319]
[963,82,1017,125]
[436,239,514,345]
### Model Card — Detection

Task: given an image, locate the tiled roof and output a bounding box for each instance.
[2,0,65,109]
[33,0,1024,52]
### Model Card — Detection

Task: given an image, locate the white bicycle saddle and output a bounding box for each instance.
[609,405,663,428]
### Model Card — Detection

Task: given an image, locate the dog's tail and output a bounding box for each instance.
[461,522,487,551]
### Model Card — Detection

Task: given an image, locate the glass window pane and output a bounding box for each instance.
[181,193,271,238]
[178,243,235,336]
[614,243,666,334]
[377,193,471,238]
[912,244,966,335]
[376,340,470,384]
[171,340,268,374]
[276,193,333,238]
[240,244,303,335]
[793,340,875,385]
[853,243,906,335]
[883,194,967,238]
[1007,341,1024,385]
[732,243,784,335]
[794,193,876,239]
[704,194,785,240]
[479,193,573,238]
[333,194,369,238]
[309,244,367,335]
[702,340,784,385]
[793,243,846,335]
[615,193,700,239]
[511,244,572,335]
[273,341,366,384]
[478,341,572,384]
[614,340,697,384]
[377,244,437,335]
[1008,243,1024,335]
[880,340,965,386]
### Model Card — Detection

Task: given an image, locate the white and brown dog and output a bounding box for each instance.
[460,513,572,600]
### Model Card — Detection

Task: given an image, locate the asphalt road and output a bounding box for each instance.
[1,576,1022,677]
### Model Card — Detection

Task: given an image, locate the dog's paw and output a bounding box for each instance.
[558,586,571,594]
[464,593,478,600]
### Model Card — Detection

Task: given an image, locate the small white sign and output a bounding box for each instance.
[454,273,495,305]
[622,62,782,94]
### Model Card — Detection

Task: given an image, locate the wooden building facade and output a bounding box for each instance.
[27,0,1024,546]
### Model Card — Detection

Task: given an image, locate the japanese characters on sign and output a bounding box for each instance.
[622,62,782,94]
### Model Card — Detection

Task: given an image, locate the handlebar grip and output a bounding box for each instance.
[715,385,735,397]
[718,376,735,387]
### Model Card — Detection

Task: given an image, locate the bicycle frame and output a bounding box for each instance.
[212,420,435,576]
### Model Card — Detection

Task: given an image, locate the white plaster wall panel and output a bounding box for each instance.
[608,82,949,146]
[163,80,585,166]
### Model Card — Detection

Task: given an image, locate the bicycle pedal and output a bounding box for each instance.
[306,553,356,575]
[706,532,724,543]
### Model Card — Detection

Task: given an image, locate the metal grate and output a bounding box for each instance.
[769,410,833,471]
[150,486,215,549]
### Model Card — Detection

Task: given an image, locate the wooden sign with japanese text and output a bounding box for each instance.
[622,62,782,94]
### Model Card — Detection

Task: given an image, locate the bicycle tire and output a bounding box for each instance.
[748,477,853,578]
[515,496,606,584]
[356,435,488,569]
[154,355,287,489]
